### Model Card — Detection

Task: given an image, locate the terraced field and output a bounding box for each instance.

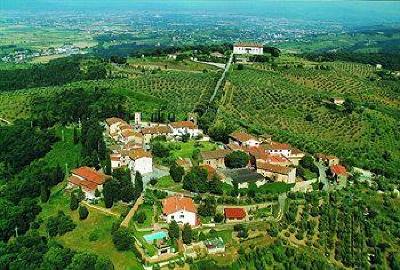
[0,70,220,121]
[218,62,400,176]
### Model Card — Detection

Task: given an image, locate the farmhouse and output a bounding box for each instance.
[224,207,247,222]
[247,147,292,167]
[233,42,264,55]
[316,153,340,166]
[169,121,201,138]
[330,164,348,182]
[262,141,292,158]
[200,149,232,169]
[229,131,261,147]
[141,125,173,147]
[256,162,296,184]
[129,149,153,175]
[162,195,197,226]
[67,167,110,200]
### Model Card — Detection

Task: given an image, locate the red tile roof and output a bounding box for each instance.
[200,149,232,160]
[330,165,347,176]
[229,131,256,143]
[68,175,99,192]
[262,141,291,151]
[106,117,127,126]
[129,149,152,160]
[256,162,293,175]
[162,195,197,215]
[224,208,246,219]
[71,167,109,185]
[170,121,197,129]
[141,125,172,135]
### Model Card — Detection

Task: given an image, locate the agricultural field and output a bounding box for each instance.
[127,56,220,72]
[0,68,220,122]
[218,59,400,177]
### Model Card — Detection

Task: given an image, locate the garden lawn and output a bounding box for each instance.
[134,203,154,228]
[170,140,217,159]
[154,175,182,191]
[42,125,81,168]
[258,182,294,194]
[38,190,142,270]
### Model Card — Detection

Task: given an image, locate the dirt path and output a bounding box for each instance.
[80,201,120,217]
[120,195,144,227]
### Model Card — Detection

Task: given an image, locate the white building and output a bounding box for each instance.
[169,121,201,138]
[162,195,197,226]
[229,131,261,148]
[233,42,264,55]
[262,141,292,158]
[128,149,153,175]
[105,117,128,135]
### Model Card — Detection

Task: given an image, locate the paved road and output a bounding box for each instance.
[192,60,226,69]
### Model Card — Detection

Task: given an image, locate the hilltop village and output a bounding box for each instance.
[66,105,350,269]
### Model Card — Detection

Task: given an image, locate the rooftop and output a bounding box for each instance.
[224,208,246,219]
[170,121,197,129]
[234,42,263,48]
[330,164,347,176]
[229,131,257,143]
[225,168,265,184]
[105,117,127,126]
[256,162,293,175]
[129,149,152,160]
[162,195,196,215]
[71,166,109,185]
[200,149,232,160]
[141,125,172,135]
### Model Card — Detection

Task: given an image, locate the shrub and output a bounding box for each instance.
[112,228,133,251]
[79,205,89,220]
[70,194,79,211]
[135,211,146,224]
[224,151,250,168]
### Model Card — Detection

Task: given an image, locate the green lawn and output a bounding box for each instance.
[258,182,294,194]
[170,140,217,159]
[37,189,143,270]
[154,175,182,192]
[133,203,154,228]
[42,125,81,169]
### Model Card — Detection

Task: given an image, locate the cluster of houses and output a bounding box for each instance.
[105,115,203,175]
[199,131,305,189]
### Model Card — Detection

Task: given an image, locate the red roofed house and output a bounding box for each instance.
[68,167,110,200]
[224,208,247,222]
[162,195,197,226]
[169,121,202,138]
[262,141,292,158]
[330,165,348,182]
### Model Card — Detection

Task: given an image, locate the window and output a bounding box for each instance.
[171,215,174,219]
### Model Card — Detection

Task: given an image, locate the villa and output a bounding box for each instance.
[256,162,296,184]
[224,207,247,222]
[162,195,197,226]
[169,121,201,138]
[67,167,111,200]
[229,131,261,147]
[233,42,264,55]
[200,149,232,169]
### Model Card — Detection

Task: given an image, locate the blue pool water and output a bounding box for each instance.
[143,231,168,242]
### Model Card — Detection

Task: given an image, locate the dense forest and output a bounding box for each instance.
[0,57,107,92]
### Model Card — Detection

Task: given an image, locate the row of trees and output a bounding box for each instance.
[168,220,193,245]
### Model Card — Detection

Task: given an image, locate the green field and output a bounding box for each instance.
[217,59,400,177]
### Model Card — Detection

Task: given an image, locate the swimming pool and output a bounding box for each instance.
[143,231,168,243]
